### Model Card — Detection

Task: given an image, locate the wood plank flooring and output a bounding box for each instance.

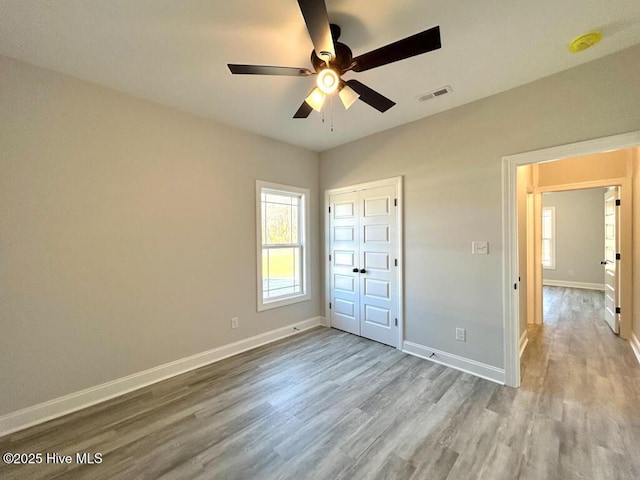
[1,286,639,479]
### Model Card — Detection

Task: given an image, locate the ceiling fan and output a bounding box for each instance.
[227,0,441,118]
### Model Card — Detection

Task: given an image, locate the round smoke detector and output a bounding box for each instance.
[568,32,602,53]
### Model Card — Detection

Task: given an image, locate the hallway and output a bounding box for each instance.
[521,286,640,479]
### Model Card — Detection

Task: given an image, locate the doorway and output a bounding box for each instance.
[539,187,610,329]
[324,177,403,348]
[502,131,639,387]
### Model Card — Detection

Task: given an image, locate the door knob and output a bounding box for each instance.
[360,269,366,273]
[600,261,607,265]
[352,268,359,273]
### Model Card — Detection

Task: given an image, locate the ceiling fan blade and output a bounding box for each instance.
[351,26,441,73]
[293,100,314,119]
[345,80,396,112]
[297,0,335,60]
[228,64,313,76]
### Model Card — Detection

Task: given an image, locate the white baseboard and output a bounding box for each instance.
[631,333,640,366]
[542,279,605,291]
[519,330,529,358]
[402,341,505,385]
[0,316,323,437]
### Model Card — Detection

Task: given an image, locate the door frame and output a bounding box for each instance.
[502,130,639,387]
[324,176,404,349]
[525,192,535,326]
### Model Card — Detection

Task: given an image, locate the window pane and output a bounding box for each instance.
[261,201,266,244]
[291,205,299,244]
[542,211,551,239]
[542,239,551,266]
[265,202,292,244]
[263,247,302,300]
[265,193,295,205]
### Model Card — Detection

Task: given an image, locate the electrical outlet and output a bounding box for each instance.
[231,317,239,329]
[456,328,466,342]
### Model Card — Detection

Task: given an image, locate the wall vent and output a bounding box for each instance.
[417,85,452,102]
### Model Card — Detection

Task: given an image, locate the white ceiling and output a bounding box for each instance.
[1,0,639,152]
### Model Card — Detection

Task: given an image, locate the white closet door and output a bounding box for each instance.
[359,185,398,347]
[328,182,399,348]
[329,191,360,335]
[603,187,619,334]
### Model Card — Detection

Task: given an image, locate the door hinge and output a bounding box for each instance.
[514,283,518,290]
[395,318,398,326]
[616,253,621,260]
[616,199,621,206]
[329,302,332,309]
[616,306,621,314]
[394,258,398,267]
[329,254,332,261]
[394,198,397,207]
[328,206,331,213]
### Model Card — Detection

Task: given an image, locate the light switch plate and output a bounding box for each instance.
[472,241,489,255]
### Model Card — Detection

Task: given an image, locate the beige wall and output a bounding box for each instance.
[321,44,640,369]
[542,189,605,285]
[634,148,640,343]
[0,55,321,415]
[536,149,630,187]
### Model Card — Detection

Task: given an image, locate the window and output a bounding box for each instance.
[256,181,310,311]
[541,206,556,269]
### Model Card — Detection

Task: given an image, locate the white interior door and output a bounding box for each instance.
[329,191,360,335]
[603,187,619,334]
[359,185,398,346]
[328,181,399,347]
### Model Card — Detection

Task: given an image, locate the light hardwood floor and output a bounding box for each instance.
[1,286,639,479]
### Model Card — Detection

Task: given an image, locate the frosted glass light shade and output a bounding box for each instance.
[338,85,360,110]
[305,88,326,112]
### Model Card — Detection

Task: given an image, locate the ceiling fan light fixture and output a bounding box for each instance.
[317,68,339,94]
[338,84,360,110]
[305,87,327,112]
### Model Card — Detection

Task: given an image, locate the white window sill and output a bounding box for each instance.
[257,293,311,312]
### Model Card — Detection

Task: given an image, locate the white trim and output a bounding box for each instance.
[255,181,311,312]
[324,176,404,195]
[526,193,535,325]
[402,341,505,385]
[630,333,640,365]
[537,178,628,193]
[502,129,640,388]
[502,151,520,387]
[0,317,323,437]
[519,330,529,358]
[503,130,640,165]
[324,176,404,350]
[542,279,605,291]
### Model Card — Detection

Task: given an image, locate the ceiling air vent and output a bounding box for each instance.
[417,85,452,102]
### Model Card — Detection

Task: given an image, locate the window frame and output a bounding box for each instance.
[541,206,556,270]
[256,180,310,312]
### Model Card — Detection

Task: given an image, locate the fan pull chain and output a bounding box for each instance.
[321,109,325,124]
[330,95,334,132]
